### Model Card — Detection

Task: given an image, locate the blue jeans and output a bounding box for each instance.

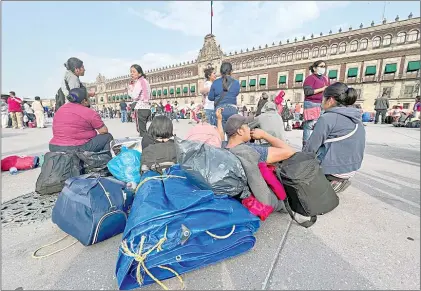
[303,119,317,144]
[205,109,215,125]
[121,110,127,123]
[216,104,238,129]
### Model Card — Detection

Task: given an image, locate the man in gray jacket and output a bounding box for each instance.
[374,92,389,124]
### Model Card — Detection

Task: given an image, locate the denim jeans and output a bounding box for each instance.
[216,104,238,128]
[205,109,215,125]
[121,110,127,123]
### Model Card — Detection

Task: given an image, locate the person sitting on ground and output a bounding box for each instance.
[141,115,177,173]
[302,82,366,192]
[49,88,113,153]
[249,101,286,143]
[223,114,295,212]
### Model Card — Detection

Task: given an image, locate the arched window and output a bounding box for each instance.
[267,56,272,65]
[260,57,266,66]
[273,55,278,64]
[360,39,368,50]
[330,44,338,55]
[350,40,358,52]
[296,50,302,60]
[287,52,293,61]
[303,49,309,59]
[280,53,286,62]
[339,42,346,53]
[397,32,406,44]
[254,58,259,67]
[383,34,392,46]
[372,36,381,48]
[407,30,420,42]
[320,46,327,56]
[247,59,252,68]
[242,61,247,69]
[312,47,319,58]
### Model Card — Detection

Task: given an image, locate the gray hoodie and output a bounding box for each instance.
[249,102,286,142]
[303,106,366,175]
[62,70,85,103]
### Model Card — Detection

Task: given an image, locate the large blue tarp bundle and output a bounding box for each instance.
[115,165,260,290]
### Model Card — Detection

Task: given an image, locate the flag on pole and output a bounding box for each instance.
[211,1,213,17]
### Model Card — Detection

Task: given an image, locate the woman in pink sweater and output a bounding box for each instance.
[128,64,151,137]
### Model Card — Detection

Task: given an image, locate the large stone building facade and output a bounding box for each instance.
[87,15,420,112]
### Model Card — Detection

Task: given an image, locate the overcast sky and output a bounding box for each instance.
[2,1,420,99]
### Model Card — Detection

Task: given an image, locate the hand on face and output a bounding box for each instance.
[250,128,266,140]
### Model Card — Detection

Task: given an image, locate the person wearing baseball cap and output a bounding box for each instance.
[224,114,295,213]
[224,114,294,164]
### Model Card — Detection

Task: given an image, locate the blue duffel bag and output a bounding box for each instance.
[51,174,134,246]
[115,165,260,290]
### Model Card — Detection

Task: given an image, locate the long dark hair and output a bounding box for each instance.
[204,67,214,80]
[309,60,326,73]
[147,115,173,139]
[323,82,358,107]
[64,57,84,72]
[131,64,147,78]
[220,62,233,91]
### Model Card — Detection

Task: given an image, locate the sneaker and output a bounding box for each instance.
[20,127,25,130]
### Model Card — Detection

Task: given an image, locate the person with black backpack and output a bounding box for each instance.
[303,82,366,193]
[56,57,95,111]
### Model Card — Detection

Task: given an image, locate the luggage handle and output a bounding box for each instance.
[32,234,78,259]
[284,199,317,228]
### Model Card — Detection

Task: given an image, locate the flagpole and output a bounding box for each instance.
[211,1,213,35]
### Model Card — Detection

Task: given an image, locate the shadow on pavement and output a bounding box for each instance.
[269,224,376,290]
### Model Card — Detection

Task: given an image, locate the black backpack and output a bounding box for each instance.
[35,152,82,195]
[276,152,339,228]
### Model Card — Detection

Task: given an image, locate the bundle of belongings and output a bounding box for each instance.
[176,136,339,227]
[392,112,420,128]
[115,165,260,290]
[35,150,112,195]
[1,155,40,171]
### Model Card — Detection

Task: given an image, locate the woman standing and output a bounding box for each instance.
[200,67,217,125]
[128,64,151,137]
[302,60,330,148]
[208,62,240,128]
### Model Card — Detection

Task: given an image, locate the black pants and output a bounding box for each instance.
[137,109,151,137]
[375,109,387,124]
[49,133,114,153]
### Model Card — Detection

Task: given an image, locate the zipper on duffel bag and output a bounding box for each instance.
[92,210,127,244]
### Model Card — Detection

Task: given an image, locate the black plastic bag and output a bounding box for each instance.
[76,150,112,176]
[175,137,249,197]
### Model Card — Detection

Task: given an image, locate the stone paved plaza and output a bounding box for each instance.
[1,119,420,290]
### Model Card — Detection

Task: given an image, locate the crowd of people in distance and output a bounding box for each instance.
[1,92,49,129]
[12,55,420,201]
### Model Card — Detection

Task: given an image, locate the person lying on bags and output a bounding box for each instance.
[49,88,114,153]
[223,114,295,213]
[302,82,366,193]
